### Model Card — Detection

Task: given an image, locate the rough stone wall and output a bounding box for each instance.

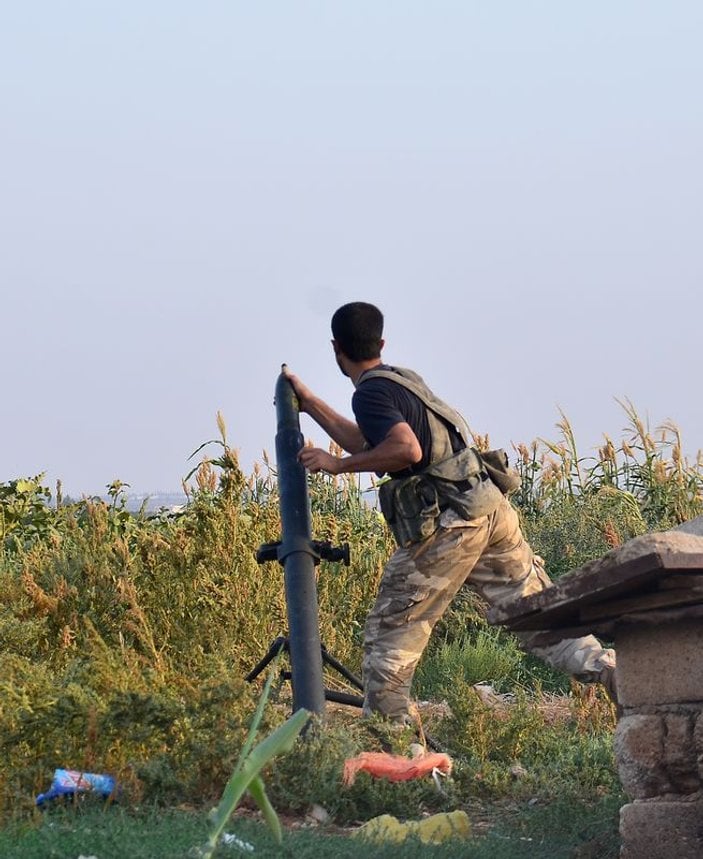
[614,619,703,858]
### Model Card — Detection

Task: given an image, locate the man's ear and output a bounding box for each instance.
[379,338,385,352]
[331,339,341,356]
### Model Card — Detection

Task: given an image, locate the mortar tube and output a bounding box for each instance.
[274,370,326,716]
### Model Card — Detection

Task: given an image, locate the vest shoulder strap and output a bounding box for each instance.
[358,366,470,449]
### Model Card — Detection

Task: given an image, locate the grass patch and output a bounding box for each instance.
[414,617,573,704]
[0,793,622,858]
[435,679,618,803]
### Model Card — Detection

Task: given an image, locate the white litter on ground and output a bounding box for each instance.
[221,832,255,852]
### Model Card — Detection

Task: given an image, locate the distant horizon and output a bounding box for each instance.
[41,404,703,501]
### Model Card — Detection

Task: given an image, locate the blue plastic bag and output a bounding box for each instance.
[36,769,115,806]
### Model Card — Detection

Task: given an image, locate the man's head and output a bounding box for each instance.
[331,302,384,363]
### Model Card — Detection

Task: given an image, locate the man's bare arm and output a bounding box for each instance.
[283,367,366,453]
[298,422,422,476]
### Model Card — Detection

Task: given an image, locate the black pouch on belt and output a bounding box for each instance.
[479,448,521,495]
[378,475,440,547]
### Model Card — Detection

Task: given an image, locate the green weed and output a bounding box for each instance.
[0,404,699,834]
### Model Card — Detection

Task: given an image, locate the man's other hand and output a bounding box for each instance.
[298,445,342,475]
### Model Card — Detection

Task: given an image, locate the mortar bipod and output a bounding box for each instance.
[248,538,364,708]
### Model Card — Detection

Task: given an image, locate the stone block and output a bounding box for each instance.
[620,799,703,859]
[615,714,667,798]
[663,713,700,794]
[616,619,703,706]
[616,713,700,797]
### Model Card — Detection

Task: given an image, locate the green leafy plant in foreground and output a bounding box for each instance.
[196,659,311,858]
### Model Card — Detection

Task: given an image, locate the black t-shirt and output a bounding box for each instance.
[352,366,456,477]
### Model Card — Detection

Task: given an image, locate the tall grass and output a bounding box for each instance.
[510,401,703,577]
[0,423,390,819]
[0,402,700,829]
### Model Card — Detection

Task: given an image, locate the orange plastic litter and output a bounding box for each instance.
[343,751,452,786]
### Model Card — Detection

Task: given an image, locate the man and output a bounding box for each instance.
[285,301,616,723]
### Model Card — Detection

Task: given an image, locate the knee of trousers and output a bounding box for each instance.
[364,611,434,659]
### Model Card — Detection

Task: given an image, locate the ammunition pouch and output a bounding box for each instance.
[478,449,521,495]
[378,475,441,548]
[378,447,520,547]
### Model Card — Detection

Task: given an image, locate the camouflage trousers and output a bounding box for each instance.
[362,496,616,720]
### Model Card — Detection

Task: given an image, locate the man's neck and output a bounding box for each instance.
[348,358,384,386]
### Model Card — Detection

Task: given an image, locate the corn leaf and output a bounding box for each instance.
[248,774,282,844]
[202,707,310,856]
[227,651,281,784]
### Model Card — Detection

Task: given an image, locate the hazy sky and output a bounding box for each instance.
[2,2,701,496]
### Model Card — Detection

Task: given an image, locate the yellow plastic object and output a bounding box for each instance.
[354,814,408,844]
[353,810,471,845]
[414,811,472,844]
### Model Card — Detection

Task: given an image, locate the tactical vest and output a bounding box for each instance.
[358,366,506,546]
[358,366,469,462]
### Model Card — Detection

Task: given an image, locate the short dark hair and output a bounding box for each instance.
[331,302,384,361]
